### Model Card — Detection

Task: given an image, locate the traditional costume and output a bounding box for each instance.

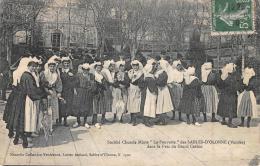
[59,57,77,126]
[40,58,62,133]
[155,60,173,125]
[20,58,46,148]
[237,67,258,128]
[101,60,115,123]
[127,60,144,126]
[217,63,240,128]
[169,60,184,121]
[143,59,157,127]
[179,66,202,126]
[112,61,129,122]
[3,57,31,140]
[201,62,219,122]
[92,62,106,128]
[24,57,43,134]
[72,63,95,128]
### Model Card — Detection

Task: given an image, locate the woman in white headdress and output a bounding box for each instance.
[154,59,173,125]
[127,60,144,126]
[3,57,31,141]
[101,60,115,124]
[217,63,240,128]
[59,56,77,126]
[20,57,46,148]
[179,64,202,126]
[72,63,96,128]
[24,57,44,137]
[201,62,219,122]
[169,60,185,121]
[40,58,62,133]
[237,66,258,128]
[142,59,157,127]
[111,60,129,123]
[92,62,106,129]
[29,57,44,137]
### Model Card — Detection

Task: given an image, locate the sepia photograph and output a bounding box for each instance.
[0,0,259,165]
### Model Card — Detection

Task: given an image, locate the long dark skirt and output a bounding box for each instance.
[179,96,202,116]
[103,88,113,113]
[4,89,25,132]
[3,90,16,122]
[93,93,106,115]
[60,88,74,117]
[72,88,93,117]
[217,93,237,118]
[140,88,146,116]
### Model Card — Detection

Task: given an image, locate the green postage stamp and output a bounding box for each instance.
[211,0,256,36]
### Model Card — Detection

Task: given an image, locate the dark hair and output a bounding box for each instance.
[28,61,37,67]
[207,59,214,65]
[177,53,183,59]
[186,61,195,68]
[62,60,71,63]
[119,64,125,67]
[164,55,171,62]
[48,62,56,66]
[94,63,102,68]
[155,55,161,61]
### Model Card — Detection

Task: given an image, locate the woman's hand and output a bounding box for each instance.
[57,93,61,98]
[168,84,173,88]
[74,88,77,95]
[49,90,54,95]
[68,72,74,76]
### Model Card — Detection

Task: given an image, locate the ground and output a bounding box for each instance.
[0,102,259,166]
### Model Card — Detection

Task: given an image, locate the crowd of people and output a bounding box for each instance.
[2,52,259,148]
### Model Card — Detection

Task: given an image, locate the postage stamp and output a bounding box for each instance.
[211,0,256,36]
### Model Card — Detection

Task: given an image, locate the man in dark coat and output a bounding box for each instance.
[0,55,10,101]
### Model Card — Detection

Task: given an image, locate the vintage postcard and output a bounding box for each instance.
[0,0,259,165]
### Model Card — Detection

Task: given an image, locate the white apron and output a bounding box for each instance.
[143,88,157,118]
[127,84,141,113]
[156,86,173,115]
[112,87,127,119]
[24,96,40,132]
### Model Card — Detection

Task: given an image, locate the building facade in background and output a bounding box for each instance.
[37,0,97,51]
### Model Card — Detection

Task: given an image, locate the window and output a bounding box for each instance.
[51,32,61,49]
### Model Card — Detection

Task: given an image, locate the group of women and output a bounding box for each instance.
[2,53,259,148]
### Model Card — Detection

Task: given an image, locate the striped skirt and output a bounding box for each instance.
[201,85,219,113]
[93,93,106,115]
[103,87,113,112]
[170,83,183,110]
[237,90,257,118]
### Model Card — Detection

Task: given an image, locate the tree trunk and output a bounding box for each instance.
[130,42,136,60]
[131,34,138,60]
[6,30,12,65]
